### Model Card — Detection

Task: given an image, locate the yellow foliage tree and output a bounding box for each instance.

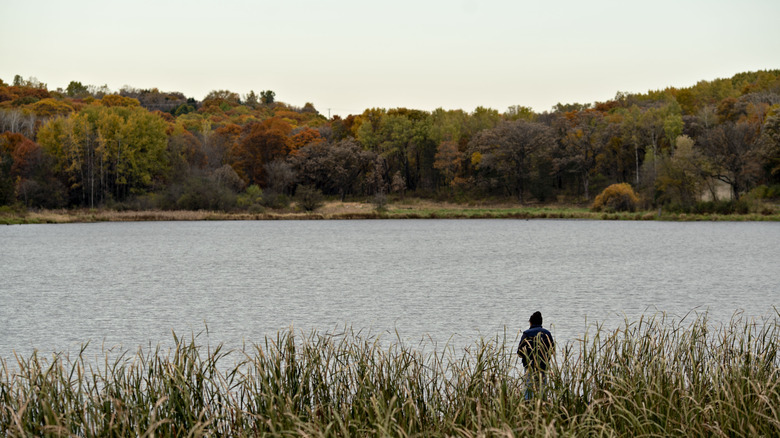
[100,94,140,108]
[28,98,74,118]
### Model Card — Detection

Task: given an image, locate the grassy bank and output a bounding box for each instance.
[2,313,778,436]
[2,199,780,224]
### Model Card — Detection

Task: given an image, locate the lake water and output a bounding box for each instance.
[1,219,778,360]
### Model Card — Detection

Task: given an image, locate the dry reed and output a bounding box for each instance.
[1,312,777,436]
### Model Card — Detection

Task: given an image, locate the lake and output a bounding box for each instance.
[1,219,778,360]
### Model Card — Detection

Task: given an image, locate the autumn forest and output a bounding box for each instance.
[1,70,779,213]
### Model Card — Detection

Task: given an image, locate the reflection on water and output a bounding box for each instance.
[1,219,778,359]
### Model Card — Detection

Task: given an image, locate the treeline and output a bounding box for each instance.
[1,70,779,211]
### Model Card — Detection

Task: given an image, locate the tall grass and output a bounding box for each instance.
[2,312,778,436]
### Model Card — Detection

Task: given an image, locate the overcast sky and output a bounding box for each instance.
[2,0,779,117]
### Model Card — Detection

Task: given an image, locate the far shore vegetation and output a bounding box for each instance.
[2,195,779,225]
[3,70,780,223]
[2,312,778,436]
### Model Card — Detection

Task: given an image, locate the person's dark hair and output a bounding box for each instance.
[529,311,543,326]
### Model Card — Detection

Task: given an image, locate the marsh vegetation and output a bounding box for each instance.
[2,312,777,436]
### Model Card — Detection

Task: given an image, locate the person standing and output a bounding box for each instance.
[517,311,555,400]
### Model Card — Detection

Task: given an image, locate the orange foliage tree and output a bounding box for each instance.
[0,85,50,106]
[290,127,323,153]
[0,132,64,207]
[231,117,292,186]
[1,132,41,179]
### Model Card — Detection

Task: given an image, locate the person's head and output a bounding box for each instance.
[529,311,543,327]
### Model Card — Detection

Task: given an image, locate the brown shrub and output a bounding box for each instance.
[592,183,640,212]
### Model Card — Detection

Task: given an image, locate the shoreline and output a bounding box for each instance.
[3,200,780,224]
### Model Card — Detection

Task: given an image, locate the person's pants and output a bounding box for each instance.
[524,371,547,401]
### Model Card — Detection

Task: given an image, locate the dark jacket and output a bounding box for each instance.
[517,325,554,371]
